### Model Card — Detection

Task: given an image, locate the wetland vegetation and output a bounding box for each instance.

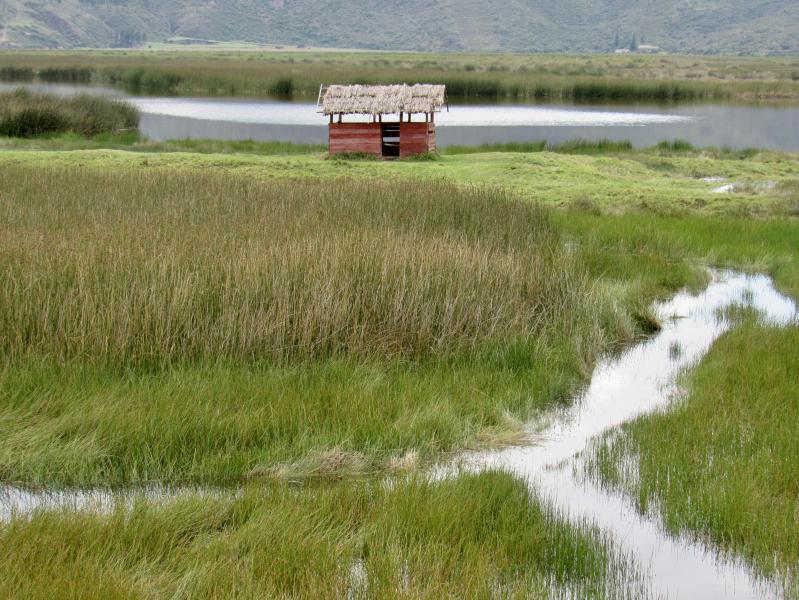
[2,50,799,101]
[588,323,799,594]
[0,89,137,137]
[0,62,798,596]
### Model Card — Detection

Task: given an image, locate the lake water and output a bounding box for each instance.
[2,82,799,150]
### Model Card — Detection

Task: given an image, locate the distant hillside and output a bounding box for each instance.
[2,0,799,55]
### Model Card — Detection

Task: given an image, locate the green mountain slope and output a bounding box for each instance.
[1,0,798,54]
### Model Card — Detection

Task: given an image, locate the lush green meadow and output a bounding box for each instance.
[0,138,797,597]
[2,50,799,101]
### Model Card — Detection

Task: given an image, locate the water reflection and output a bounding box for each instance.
[452,271,797,600]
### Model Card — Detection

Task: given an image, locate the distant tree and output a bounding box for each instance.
[629,34,637,52]
[640,33,646,45]
[613,27,620,50]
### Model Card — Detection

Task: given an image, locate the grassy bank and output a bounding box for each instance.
[0,142,795,217]
[2,50,799,101]
[588,323,799,592]
[0,89,137,137]
[0,472,643,599]
[557,212,799,300]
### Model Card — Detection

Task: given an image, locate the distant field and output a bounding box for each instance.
[2,50,799,101]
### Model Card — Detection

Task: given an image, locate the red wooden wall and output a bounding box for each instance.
[399,123,435,158]
[329,123,382,156]
[328,121,437,158]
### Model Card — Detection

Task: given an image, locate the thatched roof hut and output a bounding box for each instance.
[319,83,446,159]
[318,84,447,116]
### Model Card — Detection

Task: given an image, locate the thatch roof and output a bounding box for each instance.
[318,84,447,115]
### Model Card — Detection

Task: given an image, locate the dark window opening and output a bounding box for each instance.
[381,123,400,157]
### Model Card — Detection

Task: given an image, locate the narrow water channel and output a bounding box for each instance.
[1,270,796,598]
[453,270,797,599]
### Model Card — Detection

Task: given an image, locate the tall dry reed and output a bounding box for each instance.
[0,166,593,366]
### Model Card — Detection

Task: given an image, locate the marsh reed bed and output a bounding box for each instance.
[4,51,799,101]
[0,166,590,366]
[0,89,137,137]
[0,165,658,599]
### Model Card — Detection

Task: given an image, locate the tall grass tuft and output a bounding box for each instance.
[106,67,183,94]
[0,66,34,82]
[37,66,93,84]
[0,167,593,367]
[0,90,138,137]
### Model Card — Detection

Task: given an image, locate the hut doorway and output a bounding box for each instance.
[381,123,400,158]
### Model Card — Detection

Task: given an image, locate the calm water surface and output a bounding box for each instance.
[3,82,799,150]
[447,270,798,600]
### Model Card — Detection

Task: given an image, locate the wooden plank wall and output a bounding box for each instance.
[399,123,434,158]
[329,123,382,156]
[329,122,436,158]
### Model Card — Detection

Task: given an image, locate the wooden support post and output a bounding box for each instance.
[329,114,333,124]
[379,114,383,123]
[431,112,435,124]
[338,113,342,124]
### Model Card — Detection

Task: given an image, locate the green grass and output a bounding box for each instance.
[557,212,799,299]
[0,90,137,137]
[443,139,634,155]
[0,472,643,599]
[2,148,797,488]
[587,324,799,592]
[2,142,797,217]
[0,167,595,365]
[0,132,326,154]
[0,353,587,486]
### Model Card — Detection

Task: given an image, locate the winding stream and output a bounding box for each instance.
[451,270,797,599]
[1,270,797,598]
